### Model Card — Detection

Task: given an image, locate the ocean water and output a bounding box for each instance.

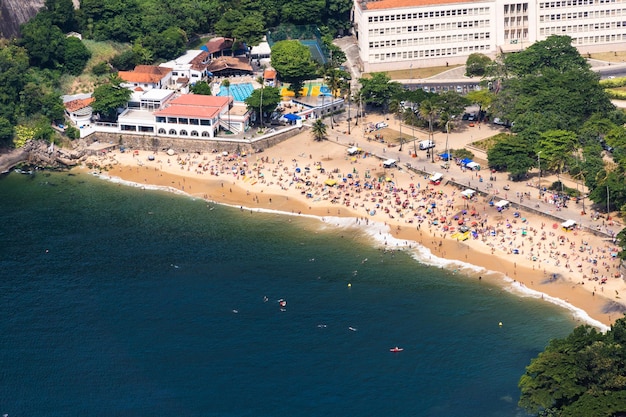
[0,171,577,417]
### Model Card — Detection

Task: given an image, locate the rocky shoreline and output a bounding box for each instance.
[0,140,89,173]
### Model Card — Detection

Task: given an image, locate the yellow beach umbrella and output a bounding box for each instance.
[325,179,337,186]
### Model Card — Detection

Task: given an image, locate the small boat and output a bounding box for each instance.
[389,347,404,352]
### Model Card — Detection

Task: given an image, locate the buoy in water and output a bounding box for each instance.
[348,283,352,287]
[499,322,503,327]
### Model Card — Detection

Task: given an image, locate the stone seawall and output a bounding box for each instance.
[89,126,305,154]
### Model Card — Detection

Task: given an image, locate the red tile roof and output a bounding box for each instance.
[207,56,253,73]
[264,69,277,79]
[64,97,94,112]
[118,66,172,84]
[190,51,210,71]
[153,94,232,119]
[204,37,234,54]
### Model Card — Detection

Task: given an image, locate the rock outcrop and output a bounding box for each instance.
[0,0,45,39]
[0,140,89,172]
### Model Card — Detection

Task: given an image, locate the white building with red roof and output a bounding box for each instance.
[63,95,95,128]
[353,0,626,72]
[117,94,251,138]
[118,65,173,91]
[159,50,211,92]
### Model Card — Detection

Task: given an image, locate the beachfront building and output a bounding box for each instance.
[63,94,94,128]
[153,95,239,138]
[115,93,251,137]
[118,65,174,91]
[159,50,211,93]
[352,0,626,71]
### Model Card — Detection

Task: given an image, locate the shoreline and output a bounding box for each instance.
[77,129,625,329]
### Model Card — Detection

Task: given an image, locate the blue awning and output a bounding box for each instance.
[460,158,473,165]
[284,113,301,121]
[439,153,452,160]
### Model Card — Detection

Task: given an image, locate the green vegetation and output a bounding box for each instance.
[270,40,318,97]
[519,318,626,416]
[311,119,327,141]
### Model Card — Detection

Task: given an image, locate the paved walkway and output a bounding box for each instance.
[306,111,621,239]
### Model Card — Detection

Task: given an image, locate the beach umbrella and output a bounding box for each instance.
[167,149,176,155]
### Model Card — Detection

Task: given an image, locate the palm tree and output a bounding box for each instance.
[419,99,438,162]
[222,79,231,133]
[256,76,264,127]
[324,67,341,129]
[311,119,327,142]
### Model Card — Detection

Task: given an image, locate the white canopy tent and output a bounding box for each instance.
[461,189,476,199]
[429,172,443,182]
[466,161,480,171]
[495,200,510,209]
[561,219,577,230]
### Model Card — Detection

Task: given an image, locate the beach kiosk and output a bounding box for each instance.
[466,161,481,171]
[461,189,476,199]
[383,159,397,168]
[495,200,510,211]
[347,146,362,155]
[561,219,577,231]
[429,172,443,185]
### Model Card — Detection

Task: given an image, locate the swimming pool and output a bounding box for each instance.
[217,83,255,102]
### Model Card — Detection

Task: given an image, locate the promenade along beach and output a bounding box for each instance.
[82,120,625,329]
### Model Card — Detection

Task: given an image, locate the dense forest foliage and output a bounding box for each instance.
[519,318,626,416]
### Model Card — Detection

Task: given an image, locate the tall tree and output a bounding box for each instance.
[245,86,281,126]
[537,129,578,190]
[91,75,131,121]
[19,13,66,69]
[190,81,212,95]
[63,36,92,76]
[222,79,231,132]
[271,40,318,97]
[311,119,327,141]
[45,0,77,32]
[465,53,492,77]
[358,72,403,109]
[505,35,589,77]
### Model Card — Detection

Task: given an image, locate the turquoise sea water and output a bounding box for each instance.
[0,171,577,416]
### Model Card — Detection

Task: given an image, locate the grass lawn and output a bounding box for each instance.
[363,65,462,80]
[60,40,130,95]
[471,133,509,152]
[588,50,626,62]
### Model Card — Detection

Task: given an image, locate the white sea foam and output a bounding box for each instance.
[503,277,610,332]
[90,170,609,331]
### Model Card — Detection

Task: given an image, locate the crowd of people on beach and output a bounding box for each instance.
[86,136,625,326]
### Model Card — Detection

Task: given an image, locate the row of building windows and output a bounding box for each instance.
[370,44,489,61]
[155,116,213,126]
[571,33,626,42]
[366,7,489,23]
[540,22,626,33]
[540,27,626,41]
[540,0,619,8]
[156,128,211,137]
[368,20,490,36]
[503,3,529,14]
[542,8,626,21]
[368,32,490,49]
[504,16,529,26]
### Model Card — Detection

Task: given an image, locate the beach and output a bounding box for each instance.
[79,120,625,329]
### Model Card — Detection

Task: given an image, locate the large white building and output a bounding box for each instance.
[352,0,626,71]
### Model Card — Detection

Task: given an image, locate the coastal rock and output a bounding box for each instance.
[0,140,88,172]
